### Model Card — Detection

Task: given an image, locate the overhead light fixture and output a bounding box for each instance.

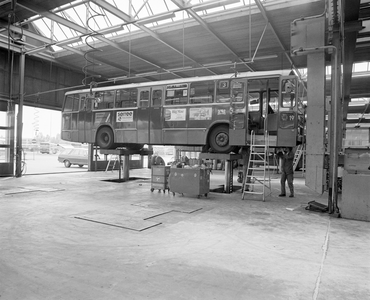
[0,0,12,6]
[136,71,159,77]
[99,24,126,35]
[56,36,82,47]
[136,12,176,25]
[169,66,193,72]
[26,45,48,55]
[203,60,233,67]
[243,54,278,62]
[192,0,241,12]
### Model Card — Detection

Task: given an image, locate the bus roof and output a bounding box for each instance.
[65,70,294,95]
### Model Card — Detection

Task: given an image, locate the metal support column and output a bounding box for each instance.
[15,50,25,177]
[306,51,326,193]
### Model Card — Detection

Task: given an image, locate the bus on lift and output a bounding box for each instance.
[61,70,306,153]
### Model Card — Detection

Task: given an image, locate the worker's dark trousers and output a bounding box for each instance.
[281,172,294,196]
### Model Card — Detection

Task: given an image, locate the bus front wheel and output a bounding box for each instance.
[96,127,115,149]
[209,125,233,153]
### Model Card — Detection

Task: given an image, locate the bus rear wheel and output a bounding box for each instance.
[96,127,116,149]
[209,125,233,153]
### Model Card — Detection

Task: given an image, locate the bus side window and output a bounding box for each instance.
[104,91,115,108]
[152,89,162,106]
[139,91,149,107]
[62,114,71,130]
[73,96,79,111]
[281,79,296,109]
[189,80,214,104]
[165,86,188,105]
[64,94,79,111]
[94,91,115,109]
[116,89,137,108]
[216,80,230,102]
[79,97,86,110]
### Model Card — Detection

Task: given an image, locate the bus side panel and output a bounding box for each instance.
[137,107,149,144]
[70,113,79,142]
[277,111,297,147]
[163,107,187,144]
[150,106,163,144]
[187,106,213,144]
[78,110,94,143]
[277,128,297,147]
[112,110,137,144]
[115,129,137,144]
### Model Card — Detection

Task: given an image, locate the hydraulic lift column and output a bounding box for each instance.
[100,148,153,181]
[199,153,241,193]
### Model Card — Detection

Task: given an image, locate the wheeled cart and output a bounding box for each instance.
[169,168,210,198]
[151,165,170,193]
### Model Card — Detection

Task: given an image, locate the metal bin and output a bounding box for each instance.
[169,168,210,198]
[151,165,170,193]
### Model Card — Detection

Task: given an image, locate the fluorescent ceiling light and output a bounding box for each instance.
[169,66,193,72]
[347,114,370,119]
[26,46,48,55]
[136,71,159,77]
[192,0,241,12]
[56,36,82,46]
[244,54,278,61]
[136,12,176,25]
[203,60,233,67]
[0,0,12,6]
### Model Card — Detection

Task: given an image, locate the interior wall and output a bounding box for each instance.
[0,48,85,110]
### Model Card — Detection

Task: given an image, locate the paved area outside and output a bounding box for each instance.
[0,168,369,300]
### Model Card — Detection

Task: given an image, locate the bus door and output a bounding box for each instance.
[229,79,248,146]
[150,87,164,144]
[78,94,93,143]
[277,76,298,146]
[137,87,150,144]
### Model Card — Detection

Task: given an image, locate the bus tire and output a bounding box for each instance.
[209,125,233,153]
[96,127,115,149]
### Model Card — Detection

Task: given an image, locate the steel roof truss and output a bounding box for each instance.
[17,1,88,34]
[170,0,254,72]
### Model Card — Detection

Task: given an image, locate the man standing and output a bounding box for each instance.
[277,147,295,197]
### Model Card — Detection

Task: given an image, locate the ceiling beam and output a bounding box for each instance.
[90,0,210,77]
[254,0,298,72]
[17,0,88,34]
[135,23,216,75]
[171,0,254,72]
[89,0,133,22]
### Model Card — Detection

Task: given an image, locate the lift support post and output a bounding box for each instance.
[100,148,153,181]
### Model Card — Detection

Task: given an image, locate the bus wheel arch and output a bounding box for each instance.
[96,126,116,149]
[208,124,234,153]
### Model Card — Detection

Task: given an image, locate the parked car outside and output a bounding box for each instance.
[40,142,58,154]
[58,148,89,168]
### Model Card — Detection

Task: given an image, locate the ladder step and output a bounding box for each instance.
[243,191,265,195]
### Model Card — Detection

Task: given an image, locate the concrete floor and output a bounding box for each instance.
[1,168,369,300]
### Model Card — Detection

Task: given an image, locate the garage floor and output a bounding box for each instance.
[1,168,369,300]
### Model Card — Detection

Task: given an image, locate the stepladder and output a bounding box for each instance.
[105,155,120,172]
[293,144,306,173]
[242,132,271,201]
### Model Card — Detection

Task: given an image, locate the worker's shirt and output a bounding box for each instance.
[278,151,295,174]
